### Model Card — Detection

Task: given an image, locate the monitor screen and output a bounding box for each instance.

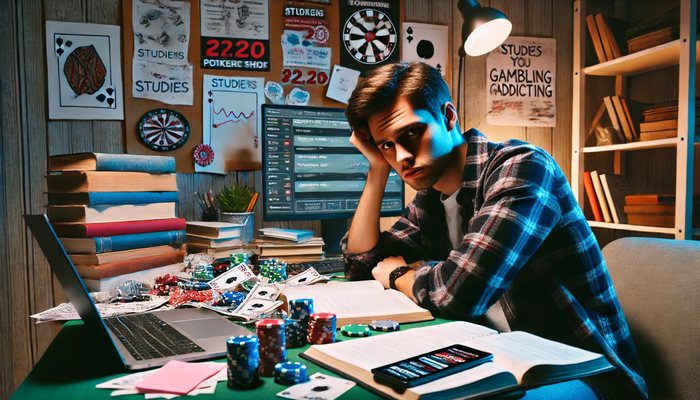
[261,104,404,223]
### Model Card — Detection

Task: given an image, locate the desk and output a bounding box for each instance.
[11,318,447,399]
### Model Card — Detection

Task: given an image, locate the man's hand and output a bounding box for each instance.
[350,132,390,171]
[372,255,407,289]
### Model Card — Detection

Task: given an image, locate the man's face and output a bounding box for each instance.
[368,98,455,191]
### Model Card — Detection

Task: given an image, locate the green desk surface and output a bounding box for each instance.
[12,317,451,399]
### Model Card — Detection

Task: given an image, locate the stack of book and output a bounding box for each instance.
[582,171,634,224]
[47,153,187,292]
[256,228,325,263]
[586,13,628,63]
[638,101,700,141]
[625,8,693,54]
[624,194,699,228]
[185,221,257,260]
[592,95,644,144]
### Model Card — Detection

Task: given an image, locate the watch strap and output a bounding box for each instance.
[389,266,412,290]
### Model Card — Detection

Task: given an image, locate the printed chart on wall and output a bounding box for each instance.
[45,21,124,120]
[338,0,400,76]
[197,75,265,174]
[486,36,556,127]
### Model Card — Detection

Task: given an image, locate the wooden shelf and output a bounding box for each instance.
[587,221,677,235]
[584,39,700,76]
[582,138,679,153]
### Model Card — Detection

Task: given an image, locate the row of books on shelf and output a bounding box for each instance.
[586,8,695,64]
[583,171,698,228]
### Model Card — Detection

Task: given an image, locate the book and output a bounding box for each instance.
[46,171,177,193]
[627,26,679,54]
[186,234,242,248]
[623,204,676,214]
[46,203,177,224]
[51,218,186,238]
[639,119,678,132]
[626,213,675,228]
[621,98,646,140]
[282,280,433,326]
[59,230,186,254]
[599,174,634,224]
[596,14,628,59]
[586,14,608,63]
[611,96,633,142]
[258,254,327,263]
[186,221,243,240]
[68,245,181,265]
[258,227,315,242]
[82,262,185,292]
[624,194,676,205]
[582,172,603,222]
[257,241,325,257]
[49,152,176,173]
[47,191,179,206]
[300,321,615,400]
[75,251,186,279]
[590,171,612,223]
[602,96,625,143]
[595,14,615,61]
[639,129,677,141]
[185,243,257,260]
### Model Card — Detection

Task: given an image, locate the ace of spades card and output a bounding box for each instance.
[401,22,449,76]
[46,21,124,120]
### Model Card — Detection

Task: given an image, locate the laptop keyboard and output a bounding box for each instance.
[104,313,205,361]
[287,257,345,275]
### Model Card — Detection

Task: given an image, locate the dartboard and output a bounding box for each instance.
[343,9,397,64]
[137,109,190,151]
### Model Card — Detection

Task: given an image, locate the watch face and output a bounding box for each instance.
[343,8,397,64]
[138,109,190,151]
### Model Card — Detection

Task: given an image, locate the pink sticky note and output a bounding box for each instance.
[135,360,225,395]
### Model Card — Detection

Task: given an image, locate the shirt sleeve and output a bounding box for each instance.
[412,145,562,319]
[340,202,425,281]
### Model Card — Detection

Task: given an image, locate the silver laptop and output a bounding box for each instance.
[24,214,251,370]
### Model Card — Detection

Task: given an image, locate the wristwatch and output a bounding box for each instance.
[389,266,412,290]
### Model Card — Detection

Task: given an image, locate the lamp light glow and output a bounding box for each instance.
[458,0,512,56]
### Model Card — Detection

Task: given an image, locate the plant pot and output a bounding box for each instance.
[220,212,254,244]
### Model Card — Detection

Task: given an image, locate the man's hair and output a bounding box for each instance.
[345,62,455,139]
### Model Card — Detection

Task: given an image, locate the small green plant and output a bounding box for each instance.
[216,183,255,213]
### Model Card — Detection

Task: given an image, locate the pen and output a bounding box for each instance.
[246,193,259,212]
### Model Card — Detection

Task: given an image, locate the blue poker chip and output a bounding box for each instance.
[369,320,400,332]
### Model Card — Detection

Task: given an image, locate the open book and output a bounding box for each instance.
[301,321,614,400]
[281,280,433,326]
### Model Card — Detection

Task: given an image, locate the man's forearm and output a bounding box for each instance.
[347,166,391,254]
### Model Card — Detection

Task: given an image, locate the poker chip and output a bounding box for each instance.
[308,313,336,344]
[340,324,372,337]
[274,361,308,385]
[369,320,400,332]
[226,335,260,389]
[284,318,306,349]
[260,259,287,283]
[194,143,214,167]
[256,319,287,377]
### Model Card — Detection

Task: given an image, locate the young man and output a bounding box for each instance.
[341,62,647,399]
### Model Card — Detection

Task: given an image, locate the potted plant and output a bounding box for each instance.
[216,183,256,243]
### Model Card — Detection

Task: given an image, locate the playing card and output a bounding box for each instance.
[285,267,327,287]
[401,22,448,76]
[277,373,356,400]
[208,263,255,290]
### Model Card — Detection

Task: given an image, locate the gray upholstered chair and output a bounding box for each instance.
[602,237,700,400]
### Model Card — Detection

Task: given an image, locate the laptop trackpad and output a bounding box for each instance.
[173,318,241,339]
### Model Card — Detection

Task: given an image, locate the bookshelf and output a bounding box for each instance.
[572,0,698,240]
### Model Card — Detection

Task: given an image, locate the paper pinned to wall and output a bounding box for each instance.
[326,65,360,104]
[198,75,265,174]
[132,59,193,105]
[133,0,191,66]
[281,30,332,70]
[402,22,448,76]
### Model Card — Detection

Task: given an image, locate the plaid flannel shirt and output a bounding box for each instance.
[341,129,647,399]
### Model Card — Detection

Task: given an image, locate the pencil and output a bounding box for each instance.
[246,193,259,213]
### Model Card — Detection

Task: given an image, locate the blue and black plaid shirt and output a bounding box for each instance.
[342,129,647,399]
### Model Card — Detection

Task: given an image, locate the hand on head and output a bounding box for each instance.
[350,131,390,171]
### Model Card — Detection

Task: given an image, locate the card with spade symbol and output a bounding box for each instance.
[401,22,449,76]
[46,21,123,120]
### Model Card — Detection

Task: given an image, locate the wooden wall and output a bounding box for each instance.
[0,0,574,398]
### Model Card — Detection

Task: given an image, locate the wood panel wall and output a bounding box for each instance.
[0,1,574,398]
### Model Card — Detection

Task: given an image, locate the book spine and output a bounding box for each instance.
[599,175,620,224]
[79,251,186,279]
[590,171,613,223]
[94,153,176,173]
[583,172,604,222]
[83,218,186,237]
[94,230,186,253]
[86,191,179,205]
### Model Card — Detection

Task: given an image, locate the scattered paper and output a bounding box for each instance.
[277,373,355,400]
[31,300,169,323]
[326,65,360,104]
[135,360,225,395]
[98,364,226,398]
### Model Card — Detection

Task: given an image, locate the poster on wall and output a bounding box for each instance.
[486,36,556,127]
[132,59,193,105]
[200,0,271,71]
[45,21,124,120]
[402,22,448,76]
[197,75,265,174]
[133,0,191,66]
[338,0,400,77]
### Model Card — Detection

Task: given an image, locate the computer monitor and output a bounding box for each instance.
[261,104,405,255]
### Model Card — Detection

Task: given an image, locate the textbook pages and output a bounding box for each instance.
[281,280,433,326]
[301,321,615,400]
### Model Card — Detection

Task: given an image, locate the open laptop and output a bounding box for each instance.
[24,214,251,370]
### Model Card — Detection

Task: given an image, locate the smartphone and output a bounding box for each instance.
[371,344,493,393]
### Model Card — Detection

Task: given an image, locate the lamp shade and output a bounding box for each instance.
[458,0,512,56]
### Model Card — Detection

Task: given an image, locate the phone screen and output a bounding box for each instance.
[371,344,493,392]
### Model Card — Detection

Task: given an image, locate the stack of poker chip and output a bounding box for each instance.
[226,335,260,389]
[369,320,401,332]
[274,361,308,385]
[340,324,372,337]
[307,313,337,344]
[259,259,287,283]
[289,298,314,343]
[230,253,249,266]
[284,318,306,348]
[255,318,287,377]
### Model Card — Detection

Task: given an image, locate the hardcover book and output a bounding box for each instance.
[599,174,634,224]
[47,191,179,206]
[185,243,257,260]
[59,230,186,254]
[590,171,612,223]
[49,152,176,173]
[583,172,604,222]
[46,171,177,193]
[301,321,614,400]
[46,203,177,224]
[75,251,186,280]
[185,235,243,248]
[258,228,315,242]
[67,245,181,265]
[51,218,186,238]
[185,221,243,240]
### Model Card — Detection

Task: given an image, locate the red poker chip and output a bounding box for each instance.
[310,313,336,321]
[256,319,285,329]
[194,143,214,166]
